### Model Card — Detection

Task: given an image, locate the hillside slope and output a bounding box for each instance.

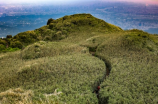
[0,14,158,104]
[0,41,105,104]
[0,13,122,52]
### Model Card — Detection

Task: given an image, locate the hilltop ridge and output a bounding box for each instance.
[0,14,122,52]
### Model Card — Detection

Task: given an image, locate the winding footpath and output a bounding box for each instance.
[90,51,111,104]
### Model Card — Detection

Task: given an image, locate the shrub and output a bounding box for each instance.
[6,35,12,39]
[35,26,49,33]
[0,44,5,51]
[43,36,52,41]
[10,41,23,49]
[53,31,62,40]
[63,15,69,20]
[14,31,38,45]
[0,39,7,45]
[47,18,55,25]
[49,23,55,29]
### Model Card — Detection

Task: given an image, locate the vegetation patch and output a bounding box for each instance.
[96,31,158,104]
[0,88,33,104]
[0,54,105,104]
[0,14,158,104]
[21,41,88,59]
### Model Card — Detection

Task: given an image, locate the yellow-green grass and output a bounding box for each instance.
[59,27,158,104]
[21,41,88,59]
[0,41,105,104]
[0,88,33,104]
[63,28,158,103]
[0,14,158,104]
[93,31,158,104]
[0,54,105,104]
[0,41,88,76]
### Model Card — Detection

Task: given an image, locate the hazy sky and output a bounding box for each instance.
[1,0,158,5]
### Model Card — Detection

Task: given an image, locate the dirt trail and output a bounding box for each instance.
[90,52,111,78]
[90,50,111,104]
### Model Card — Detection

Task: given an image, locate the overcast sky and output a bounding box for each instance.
[1,0,158,5]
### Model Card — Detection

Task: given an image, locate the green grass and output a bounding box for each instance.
[21,41,88,59]
[0,54,105,104]
[0,14,158,104]
[0,41,105,104]
[94,31,158,104]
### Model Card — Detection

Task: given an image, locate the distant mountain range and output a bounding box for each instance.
[0,1,158,37]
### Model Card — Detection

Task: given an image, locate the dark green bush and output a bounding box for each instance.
[43,36,52,41]
[0,39,7,45]
[47,18,55,25]
[0,44,5,51]
[49,23,55,29]
[6,35,12,39]
[52,31,62,40]
[63,15,69,20]
[10,41,23,49]
[35,26,49,34]
[14,31,38,45]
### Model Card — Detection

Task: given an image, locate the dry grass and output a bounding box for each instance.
[0,88,33,104]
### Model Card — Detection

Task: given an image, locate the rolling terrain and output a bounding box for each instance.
[0,14,158,104]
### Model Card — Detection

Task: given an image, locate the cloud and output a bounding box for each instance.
[1,0,96,4]
[101,0,158,5]
[1,0,158,5]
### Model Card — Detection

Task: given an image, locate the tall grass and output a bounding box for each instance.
[0,41,105,104]
[95,31,158,104]
[0,14,158,104]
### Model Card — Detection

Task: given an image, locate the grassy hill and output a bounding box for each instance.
[0,14,158,104]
